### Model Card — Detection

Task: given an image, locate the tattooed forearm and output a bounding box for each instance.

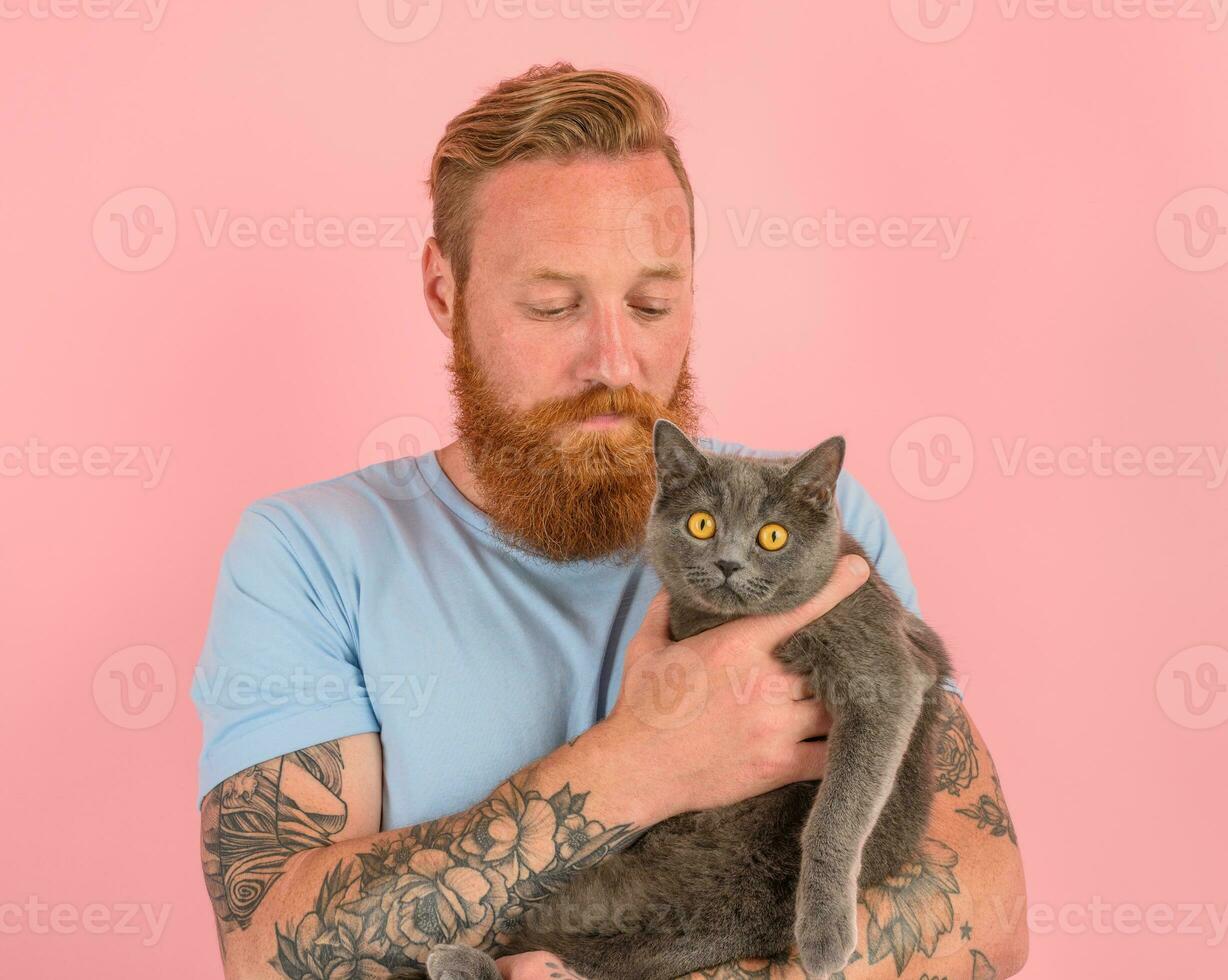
[685,836,961,979]
[954,781,1017,846]
[934,696,1018,847]
[271,777,638,978]
[201,741,348,935]
[685,695,1028,979]
[860,837,961,974]
[933,697,979,796]
[969,948,998,979]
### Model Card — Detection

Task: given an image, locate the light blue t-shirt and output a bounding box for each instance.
[191,436,942,828]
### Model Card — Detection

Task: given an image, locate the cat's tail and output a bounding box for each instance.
[425,944,503,980]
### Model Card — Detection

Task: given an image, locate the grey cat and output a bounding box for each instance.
[427,420,954,980]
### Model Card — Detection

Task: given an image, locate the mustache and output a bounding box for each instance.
[518,384,668,429]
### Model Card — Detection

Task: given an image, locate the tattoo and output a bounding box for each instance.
[694,949,857,979]
[694,833,962,980]
[827,950,862,980]
[691,699,1013,980]
[541,958,589,979]
[861,837,961,975]
[201,741,348,940]
[970,948,998,979]
[271,776,637,977]
[955,775,1017,846]
[690,836,962,979]
[933,696,979,796]
[934,695,1019,847]
[938,699,1019,848]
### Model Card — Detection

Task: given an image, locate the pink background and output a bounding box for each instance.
[3,2,1226,977]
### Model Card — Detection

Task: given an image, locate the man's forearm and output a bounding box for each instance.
[682,694,1028,980]
[217,722,659,979]
[682,881,1023,980]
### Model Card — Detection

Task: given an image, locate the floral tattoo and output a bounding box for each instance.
[271,777,636,977]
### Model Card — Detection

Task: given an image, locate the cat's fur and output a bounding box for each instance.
[427,421,954,980]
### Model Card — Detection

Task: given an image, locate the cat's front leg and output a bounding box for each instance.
[794,675,926,978]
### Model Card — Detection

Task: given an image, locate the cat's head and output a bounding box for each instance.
[645,420,846,616]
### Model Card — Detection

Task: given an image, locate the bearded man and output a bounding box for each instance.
[193,63,1027,980]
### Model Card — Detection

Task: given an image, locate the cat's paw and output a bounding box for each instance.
[795,911,856,979]
[425,943,503,980]
[794,871,857,979]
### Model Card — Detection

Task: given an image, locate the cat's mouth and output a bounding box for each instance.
[707,580,750,609]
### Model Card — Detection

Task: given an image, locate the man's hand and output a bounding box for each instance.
[593,553,870,822]
[492,950,591,978]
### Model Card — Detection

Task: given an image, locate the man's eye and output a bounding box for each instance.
[634,306,671,319]
[530,305,577,320]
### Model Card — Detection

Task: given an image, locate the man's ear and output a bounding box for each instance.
[653,419,709,491]
[421,236,457,341]
[785,435,845,512]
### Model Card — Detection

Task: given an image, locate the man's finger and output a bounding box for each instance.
[790,739,830,782]
[788,674,816,700]
[625,587,672,665]
[721,553,870,649]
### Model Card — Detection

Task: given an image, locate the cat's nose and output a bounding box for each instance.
[715,559,743,579]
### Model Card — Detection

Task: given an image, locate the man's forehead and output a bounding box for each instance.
[516,261,686,286]
[468,154,691,278]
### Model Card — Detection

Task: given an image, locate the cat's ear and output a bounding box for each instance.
[785,435,845,512]
[653,419,709,491]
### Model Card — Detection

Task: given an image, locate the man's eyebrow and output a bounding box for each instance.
[517,263,686,285]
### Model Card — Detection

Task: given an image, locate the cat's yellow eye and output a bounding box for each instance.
[687,511,717,539]
[757,523,788,551]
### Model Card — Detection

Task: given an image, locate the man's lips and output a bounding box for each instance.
[577,413,630,430]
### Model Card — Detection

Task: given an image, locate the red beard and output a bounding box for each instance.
[445,292,704,563]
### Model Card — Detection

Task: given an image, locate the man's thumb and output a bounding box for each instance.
[626,587,673,663]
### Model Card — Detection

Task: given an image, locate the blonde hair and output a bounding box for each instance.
[427,62,695,294]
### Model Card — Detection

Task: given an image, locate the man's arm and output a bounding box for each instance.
[681,693,1029,980]
[201,725,658,978]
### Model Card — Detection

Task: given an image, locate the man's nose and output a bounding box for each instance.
[580,306,636,390]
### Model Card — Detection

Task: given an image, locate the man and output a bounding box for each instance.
[193,63,1028,979]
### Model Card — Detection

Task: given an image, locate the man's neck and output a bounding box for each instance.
[435,440,487,514]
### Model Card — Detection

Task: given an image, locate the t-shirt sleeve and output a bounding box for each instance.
[191,503,379,807]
